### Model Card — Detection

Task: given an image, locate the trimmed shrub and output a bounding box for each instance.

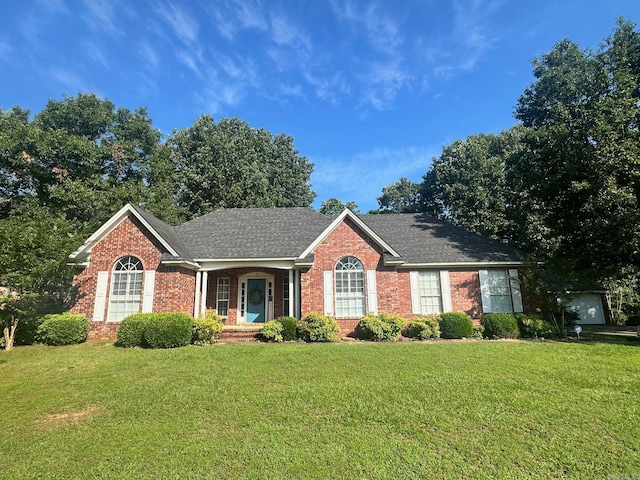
[36,313,89,346]
[481,313,520,339]
[297,312,340,342]
[472,324,485,339]
[143,313,193,349]
[192,311,224,345]
[404,315,441,340]
[277,316,298,341]
[117,313,154,348]
[260,320,284,342]
[356,313,406,341]
[439,312,473,339]
[515,313,556,338]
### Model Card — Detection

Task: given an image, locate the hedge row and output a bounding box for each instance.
[117,311,224,348]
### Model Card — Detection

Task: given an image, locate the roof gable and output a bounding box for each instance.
[298,209,401,260]
[69,204,184,260]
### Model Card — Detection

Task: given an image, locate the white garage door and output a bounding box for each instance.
[568,294,605,325]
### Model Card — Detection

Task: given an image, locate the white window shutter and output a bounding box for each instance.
[479,270,492,313]
[366,270,378,315]
[142,270,156,313]
[93,271,109,322]
[410,271,421,314]
[323,271,334,317]
[440,270,452,312]
[509,269,523,313]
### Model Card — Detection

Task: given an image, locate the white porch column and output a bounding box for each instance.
[194,271,202,318]
[288,269,294,318]
[294,269,301,319]
[200,271,209,317]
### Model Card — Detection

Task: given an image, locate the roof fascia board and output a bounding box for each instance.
[160,260,201,270]
[69,203,179,259]
[299,209,400,259]
[198,259,296,271]
[399,261,525,268]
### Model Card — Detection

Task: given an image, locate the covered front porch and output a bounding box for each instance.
[192,261,306,325]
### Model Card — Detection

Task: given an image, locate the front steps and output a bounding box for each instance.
[220,325,262,342]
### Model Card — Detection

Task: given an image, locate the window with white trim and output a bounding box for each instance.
[108,256,143,321]
[335,256,366,317]
[488,270,514,313]
[216,277,230,317]
[418,271,443,314]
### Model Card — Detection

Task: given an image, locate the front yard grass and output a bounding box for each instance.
[1,340,639,479]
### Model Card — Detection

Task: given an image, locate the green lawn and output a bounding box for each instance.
[1,340,639,479]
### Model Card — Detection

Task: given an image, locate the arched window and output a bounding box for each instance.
[108,256,143,321]
[335,256,365,317]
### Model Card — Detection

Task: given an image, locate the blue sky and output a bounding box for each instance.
[1,1,639,212]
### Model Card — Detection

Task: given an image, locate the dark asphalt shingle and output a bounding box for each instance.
[174,207,332,259]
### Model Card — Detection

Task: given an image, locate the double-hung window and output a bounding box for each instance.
[418,271,443,314]
[480,269,523,313]
[216,277,230,317]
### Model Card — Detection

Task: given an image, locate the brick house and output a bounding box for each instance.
[69,204,526,340]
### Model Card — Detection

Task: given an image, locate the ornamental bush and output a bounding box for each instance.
[515,313,556,338]
[403,315,441,340]
[117,313,154,348]
[297,312,340,342]
[36,313,89,346]
[472,324,485,339]
[260,320,284,342]
[439,312,473,339]
[143,313,193,349]
[192,311,224,345]
[481,313,520,339]
[276,316,298,341]
[356,313,406,341]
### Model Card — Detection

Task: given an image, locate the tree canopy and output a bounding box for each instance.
[0,95,316,320]
[319,198,359,215]
[170,115,315,220]
[378,18,640,321]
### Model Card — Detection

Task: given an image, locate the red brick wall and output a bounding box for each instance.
[69,215,195,340]
[300,217,490,336]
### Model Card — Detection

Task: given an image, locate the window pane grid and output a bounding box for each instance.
[108,256,143,322]
[216,278,230,317]
[488,270,514,313]
[418,271,442,314]
[335,256,365,317]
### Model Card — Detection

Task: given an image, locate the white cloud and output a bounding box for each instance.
[330,0,403,55]
[83,41,108,69]
[50,67,93,94]
[209,0,267,40]
[158,2,199,45]
[138,41,159,70]
[360,60,410,110]
[82,0,121,34]
[452,0,500,70]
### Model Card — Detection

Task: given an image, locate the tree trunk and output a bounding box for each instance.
[3,320,18,351]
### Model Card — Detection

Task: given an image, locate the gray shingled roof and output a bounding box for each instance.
[129,204,194,262]
[358,213,523,264]
[175,207,331,259]
[125,205,523,265]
